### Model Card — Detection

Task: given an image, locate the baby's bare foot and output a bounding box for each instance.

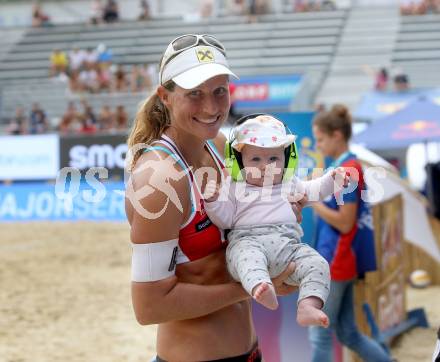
[252,282,278,310]
[297,302,329,327]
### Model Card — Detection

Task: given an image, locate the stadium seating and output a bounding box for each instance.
[0,10,347,127]
[392,13,440,89]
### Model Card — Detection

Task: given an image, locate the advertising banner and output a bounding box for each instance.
[0,181,126,221]
[59,133,128,179]
[0,134,59,181]
[232,75,303,112]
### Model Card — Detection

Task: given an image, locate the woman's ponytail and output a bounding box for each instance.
[127,82,175,167]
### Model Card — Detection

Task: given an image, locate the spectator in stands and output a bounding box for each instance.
[68,46,86,72]
[98,105,115,130]
[293,0,335,12]
[200,0,215,18]
[226,0,248,15]
[79,63,99,93]
[103,0,119,23]
[97,66,112,92]
[6,107,27,135]
[314,103,326,113]
[69,69,81,93]
[400,0,440,15]
[115,105,128,130]
[90,0,103,24]
[50,49,69,77]
[375,67,389,92]
[84,48,98,68]
[130,64,152,92]
[393,73,410,92]
[293,0,308,12]
[31,2,51,27]
[80,99,98,127]
[138,0,151,20]
[113,64,128,92]
[249,0,270,20]
[96,43,113,68]
[141,63,157,87]
[59,101,81,133]
[79,103,98,133]
[29,103,48,134]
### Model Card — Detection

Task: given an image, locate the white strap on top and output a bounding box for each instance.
[150,137,197,228]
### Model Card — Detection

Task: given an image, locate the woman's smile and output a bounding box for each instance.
[192,115,222,125]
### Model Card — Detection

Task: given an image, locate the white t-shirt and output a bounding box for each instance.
[69,50,86,70]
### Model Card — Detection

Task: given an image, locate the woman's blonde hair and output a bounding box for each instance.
[127,81,175,167]
[313,104,352,141]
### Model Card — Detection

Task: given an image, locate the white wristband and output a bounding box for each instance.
[131,239,179,282]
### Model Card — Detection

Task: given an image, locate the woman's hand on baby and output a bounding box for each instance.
[204,180,220,202]
[332,167,350,189]
[271,262,298,296]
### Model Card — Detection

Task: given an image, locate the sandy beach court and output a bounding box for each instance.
[0,222,438,362]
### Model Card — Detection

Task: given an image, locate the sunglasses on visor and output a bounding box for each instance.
[160,34,226,70]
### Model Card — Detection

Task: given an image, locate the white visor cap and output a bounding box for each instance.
[160,45,238,89]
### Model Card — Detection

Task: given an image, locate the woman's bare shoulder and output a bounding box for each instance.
[126,149,190,243]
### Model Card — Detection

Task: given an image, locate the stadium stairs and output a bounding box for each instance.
[315,6,400,111]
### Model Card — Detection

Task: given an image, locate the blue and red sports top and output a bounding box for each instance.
[315,152,377,281]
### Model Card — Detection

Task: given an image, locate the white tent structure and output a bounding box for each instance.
[351,144,440,263]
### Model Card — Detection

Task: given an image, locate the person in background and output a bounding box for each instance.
[248,0,269,22]
[308,104,393,362]
[97,66,112,92]
[31,2,51,27]
[393,73,410,92]
[103,0,119,23]
[141,63,156,88]
[84,48,98,69]
[138,0,151,20]
[200,0,215,18]
[98,105,115,131]
[29,103,49,134]
[49,49,68,77]
[114,105,128,131]
[79,63,99,93]
[90,0,103,24]
[6,107,27,135]
[68,46,86,73]
[59,101,81,133]
[113,64,127,92]
[80,100,98,128]
[226,0,248,15]
[375,67,389,92]
[130,64,145,93]
[97,43,113,68]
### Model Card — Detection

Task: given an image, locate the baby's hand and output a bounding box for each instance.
[204,180,220,202]
[331,167,350,189]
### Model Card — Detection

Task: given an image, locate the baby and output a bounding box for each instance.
[204,115,349,328]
